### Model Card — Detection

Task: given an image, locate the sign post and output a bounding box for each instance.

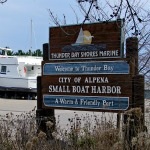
[36,20,144,140]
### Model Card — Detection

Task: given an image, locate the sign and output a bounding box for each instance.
[40,19,133,112]
[43,95,129,111]
[49,20,124,60]
[43,61,129,75]
[42,74,132,111]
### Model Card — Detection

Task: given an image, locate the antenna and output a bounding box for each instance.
[30,19,33,52]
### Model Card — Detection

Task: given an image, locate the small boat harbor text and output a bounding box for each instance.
[49,76,121,94]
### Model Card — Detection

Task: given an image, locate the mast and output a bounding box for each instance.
[29,19,37,55]
[30,19,33,52]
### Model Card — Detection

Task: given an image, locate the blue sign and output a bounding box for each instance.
[43,61,129,75]
[43,95,129,111]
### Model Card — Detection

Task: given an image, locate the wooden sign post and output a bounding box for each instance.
[36,20,144,140]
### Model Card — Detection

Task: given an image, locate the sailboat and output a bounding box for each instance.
[62,27,106,53]
[73,27,94,45]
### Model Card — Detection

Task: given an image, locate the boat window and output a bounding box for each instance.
[0,50,5,55]
[0,50,3,55]
[31,66,34,70]
[2,50,5,55]
[1,66,7,74]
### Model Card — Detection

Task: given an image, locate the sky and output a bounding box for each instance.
[1,0,149,53]
[0,0,82,52]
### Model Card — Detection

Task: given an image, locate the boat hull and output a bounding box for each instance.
[0,76,37,92]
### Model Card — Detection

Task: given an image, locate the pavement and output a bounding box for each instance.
[0,98,117,129]
[0,98,150,131]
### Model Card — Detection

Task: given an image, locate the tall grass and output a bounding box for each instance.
[0,107,150,150]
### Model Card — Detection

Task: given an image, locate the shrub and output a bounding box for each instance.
[0,107,149,150]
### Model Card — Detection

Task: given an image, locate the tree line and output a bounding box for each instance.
[7,49,43,57]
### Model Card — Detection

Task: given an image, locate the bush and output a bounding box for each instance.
[0,107,149,150]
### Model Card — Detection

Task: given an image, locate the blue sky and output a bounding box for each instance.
[1,0,149,52]
[0,0,82,52]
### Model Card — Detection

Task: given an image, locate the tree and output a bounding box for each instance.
[7,50,13,56]
[26,49,32,56]
[13,50,26,56]
[32,49,43,56]
[48,0,150,82]
[77,0,150,81]
[0,0,7,4]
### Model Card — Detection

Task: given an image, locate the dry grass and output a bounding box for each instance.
[0,108,150,150]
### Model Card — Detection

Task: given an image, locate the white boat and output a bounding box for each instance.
[0,47,42,99]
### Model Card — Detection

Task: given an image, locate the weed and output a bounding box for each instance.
[0,107,149,150]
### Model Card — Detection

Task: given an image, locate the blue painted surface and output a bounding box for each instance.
[43,61,129,75]
[43,95,129,110]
